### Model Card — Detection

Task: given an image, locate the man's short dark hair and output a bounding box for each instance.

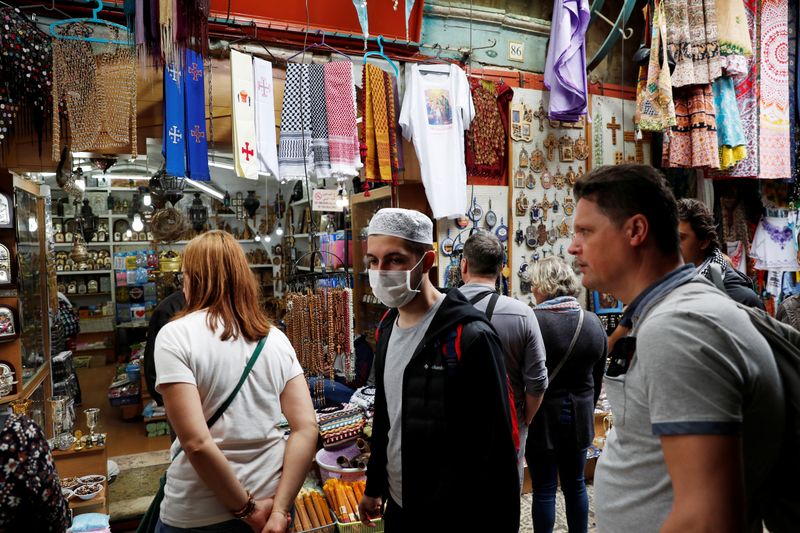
[407,241,434,259]
[463,231,503,277]
[574,164,680,257]
[677,198,720,256]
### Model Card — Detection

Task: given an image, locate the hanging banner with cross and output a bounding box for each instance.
[231,50,259,180]
[185,49,210,181]
[253,57,279,179]
[163,59,186,178]
[162,49,210,181]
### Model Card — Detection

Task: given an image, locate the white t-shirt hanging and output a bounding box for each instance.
[399,63,474,219]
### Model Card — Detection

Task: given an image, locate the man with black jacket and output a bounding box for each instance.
[358,208,520,532]
[143,290,186,406]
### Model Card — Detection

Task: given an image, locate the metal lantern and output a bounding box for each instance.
[158,170,185,207]
[80,199,98,242]
[189,193,208,231]
[243,191,260,219]
[70,233,89,264]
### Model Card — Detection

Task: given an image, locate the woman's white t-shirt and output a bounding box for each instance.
[154,310,303,528]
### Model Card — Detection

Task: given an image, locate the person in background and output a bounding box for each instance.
[677,198,764,309]
[776,293,800,331]
[459,231,548,489]
[144,289,186,406]
[569,164,783,532]
[358,208,519,532]
[0,414,71,532]
[527,256,607,533]
[155,231,318,533]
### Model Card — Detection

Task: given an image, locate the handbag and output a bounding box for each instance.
[548,309,584,383]
[137,336,267,533]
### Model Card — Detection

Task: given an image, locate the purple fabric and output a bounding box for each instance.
[544,0,591,121]
[135,0,144,45]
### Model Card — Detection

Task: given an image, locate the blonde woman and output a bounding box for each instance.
[527,257,607,533]
[154,231,317,533]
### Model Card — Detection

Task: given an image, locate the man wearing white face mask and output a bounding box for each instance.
[358,208,520,533]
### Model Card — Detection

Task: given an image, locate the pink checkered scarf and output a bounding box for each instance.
[324,61,361,178]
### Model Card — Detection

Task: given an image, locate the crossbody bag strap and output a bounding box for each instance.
[548,309,584,383]
[173,335,267,459]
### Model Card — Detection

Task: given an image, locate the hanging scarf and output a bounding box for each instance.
[363,64,392,182]
[163,57,185,177]
[254,57,280,179]
[324,61,361,178]
[279,63,313,180]
[535,295,582,312]
[697,247,729,277]
[184,49,209,180]
[384,70,400,180]
[760,0,791,180]
[231,50,258,180]
[309,64,332,179]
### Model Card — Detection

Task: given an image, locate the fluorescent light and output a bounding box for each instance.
[208,160,236,171]
[186,178,225,200]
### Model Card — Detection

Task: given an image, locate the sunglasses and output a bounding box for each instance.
[606,336,636,378]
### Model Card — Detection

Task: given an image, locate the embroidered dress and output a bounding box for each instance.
[712,76,747,169]
[466,79,506,177]
[716,0,753,77]
[664,0,722,87]
[662,85,720,168]
[751,216,800,270]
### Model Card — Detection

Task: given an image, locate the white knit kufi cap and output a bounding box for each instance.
[367,208,433,245]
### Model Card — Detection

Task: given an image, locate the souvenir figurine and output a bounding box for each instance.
[514,168,526,188]
[559,135,574,162]
[574,134,589,160]
[566,166,577,187]
[563,196,575,216]
[516,191,530,216]
[530,145,546,173]
[553,168,566,189]
[519,147,530,168]
[0,306,19,342]
[526,170,536,190]
[543,133,558,161]
[541,171,553,190]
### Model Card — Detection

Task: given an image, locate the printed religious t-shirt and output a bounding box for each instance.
[399,63,474,219]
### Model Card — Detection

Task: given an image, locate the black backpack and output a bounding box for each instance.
[707,268,800,531]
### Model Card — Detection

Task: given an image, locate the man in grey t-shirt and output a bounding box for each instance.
[459,231,548,486]
[568,164,784,532]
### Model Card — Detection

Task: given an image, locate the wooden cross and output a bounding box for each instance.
[540,194,552,222]
[533,102,547,132]
[623,131,645,163]
[543,133,558,161]
[241,141,254,161]
[606,116,621,145]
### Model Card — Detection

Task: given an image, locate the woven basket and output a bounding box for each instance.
[335,518,384,533]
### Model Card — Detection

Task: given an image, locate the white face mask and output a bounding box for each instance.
[368,253,428,308]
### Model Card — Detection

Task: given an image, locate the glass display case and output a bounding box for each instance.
[15,188,48,386]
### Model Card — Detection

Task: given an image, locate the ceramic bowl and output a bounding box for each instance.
[60,476,81,490]
[74,483,103,500]
[61,487,73,500]
[79,474,106,485]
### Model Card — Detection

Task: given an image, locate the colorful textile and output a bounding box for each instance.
[759,0,791,180]
[184,49,209,181]
[231,50,258,180]
[662,85,720,168]
[324,61,360,178]
[664,0,722,87]
[535,296,582,312]
[384,71,401,181]
[254,57,279,179]
[278,63,313,180]
[163,58,186,178]
[363,64,393,183]
[309,64,332,179]
[636,0,677,132]
[714,0,759,178]
[712,76,747,169]
[544,0,590,121]
[466,79,506,177]
[0,7,51,151]
[716,0,753,76]
[790,0,798,179]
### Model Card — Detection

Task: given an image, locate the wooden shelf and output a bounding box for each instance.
[143,415,167,423]
[67,292,112,297]
[70,491,106,510]
[57,270,113,276]
[54,242,110,248]
[249,264,273,269]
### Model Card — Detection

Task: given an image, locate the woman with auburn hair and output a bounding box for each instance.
[154,231,317,533]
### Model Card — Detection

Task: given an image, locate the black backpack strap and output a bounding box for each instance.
[469,290,500,321]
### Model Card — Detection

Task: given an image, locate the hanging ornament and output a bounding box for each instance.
[440,229,455,256]
[352,1,370,47]
[485,200,497,229]
[495,217,508,242]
